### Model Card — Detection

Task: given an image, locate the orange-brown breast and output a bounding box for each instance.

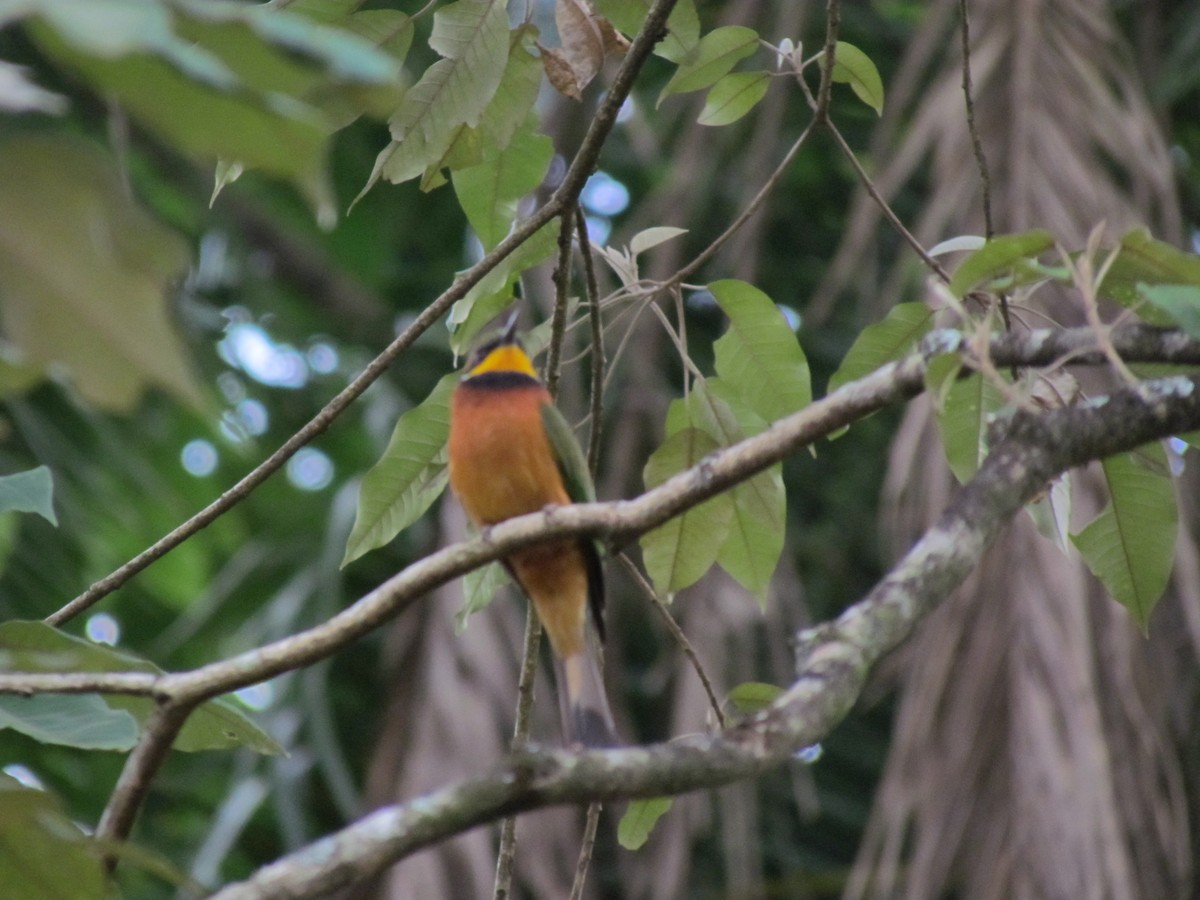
[448,378,586,657]
[449,379,569,523]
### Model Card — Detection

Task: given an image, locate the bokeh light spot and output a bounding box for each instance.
[181,439,218,476]
[287,448,334,491]
[85,612,120,646]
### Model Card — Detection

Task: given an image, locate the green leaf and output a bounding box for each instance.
[827,303,934,394]
[1138,284,1200,338]
[0,466,56,525]
[923,352,963,412]
[935,372,1005,483]
[447,222,559,354]
[727,681,783,713]
[828,41,883,114]
[0,134,204,412]
[455,561,510,633]
[1072,445,1177,631]
[27,0,402,221]
[641,427,733,596]
[0,775,106,900]
[629,226,688,257]
[0,694,137,750]
[1101,229,1200,316]
[359,0,509,195]
[697,71,769,126]
[710,279,811,422]
[617,796,673,850]
[452,123,553,250]
[441,25,543,190]
[659,25,759,103]
[343,374,455,566]
[948,229,1056,297]
[676,383,784,604]
[594,0,699,62]
[0,621,283,755]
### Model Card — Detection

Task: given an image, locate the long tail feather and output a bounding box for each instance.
[556,650,617,747]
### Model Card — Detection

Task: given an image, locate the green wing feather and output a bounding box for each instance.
[540,402,596,503]
[540,402,606,641]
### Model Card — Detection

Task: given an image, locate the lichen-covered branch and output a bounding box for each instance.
[207,370,1200,900]
[6,326,1200,706]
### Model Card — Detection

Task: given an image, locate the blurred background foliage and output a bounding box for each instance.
[0,0,1196,898]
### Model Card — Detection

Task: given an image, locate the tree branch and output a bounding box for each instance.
[46,0,684,628]
[205,368,1200,900]
[8,326,1200,705]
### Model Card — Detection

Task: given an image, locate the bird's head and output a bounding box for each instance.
[464,309,538,379]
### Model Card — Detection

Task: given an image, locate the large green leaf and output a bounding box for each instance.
[438,24,543,191]
[342,374,455,566]
[25,0,402,218]
[827,303,933,394]
[360,0,509,194]
[446,222,559,354]
[0,466,56,525]
[0,694,137,750]
[697,71,769,127]
[710,279,811,422]
[0,134,204,412]
[1138,284,1200,338]
[0,621,283,755]
[0,775,106,900]
[1072,445,1177,631]
[452,123,553,250]
[685,382,784,604]
[658,25,759,103]
[935,371,1006,483]
[617,796,673,850]
[949,229,1055,297]
[1101,229,1200,317]
[827,41,883,115]
[640,427,733,597]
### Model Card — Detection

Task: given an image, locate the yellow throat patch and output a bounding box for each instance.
[468,343,538,378]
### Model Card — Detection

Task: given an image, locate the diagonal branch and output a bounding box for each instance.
[206,367,1200,900]
[46,0,684,629]
[7,326,1200,705]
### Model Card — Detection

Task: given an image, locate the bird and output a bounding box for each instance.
[447,311,617,747]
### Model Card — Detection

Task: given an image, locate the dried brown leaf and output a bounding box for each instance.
[540,44,583,101]
[554,0,604,96]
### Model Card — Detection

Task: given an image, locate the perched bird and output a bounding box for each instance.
[448,312,617,747]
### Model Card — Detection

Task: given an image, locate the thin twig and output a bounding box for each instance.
[46,0,685,629]
[492,609,543,900]
[825,120,952,283]
[576,207,605,476]
[546,206,577,397]
[618,553,726,730]
[672,123,816,286]
[957,0,1008,335]
[97,700,196,856]
[813,0,842,122]
[568,801,603,900]
[958,0,993,240]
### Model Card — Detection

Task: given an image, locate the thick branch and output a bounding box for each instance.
[7,326,1200,704]
[208,370,1200,900]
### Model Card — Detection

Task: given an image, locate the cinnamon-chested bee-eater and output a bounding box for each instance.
[448,313,617,747]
